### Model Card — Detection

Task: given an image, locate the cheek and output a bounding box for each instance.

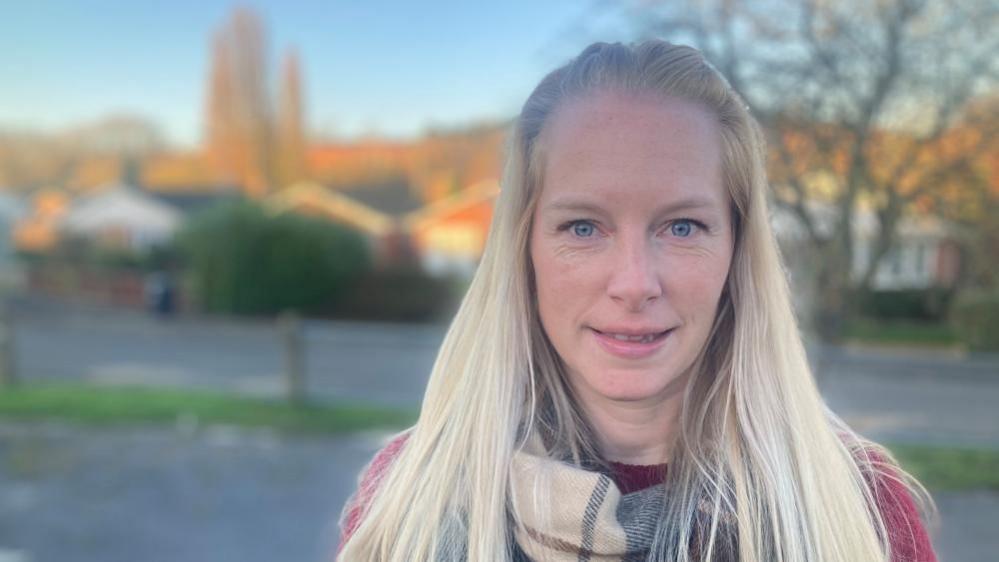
[531,241,603,327]
[669,254,732,314]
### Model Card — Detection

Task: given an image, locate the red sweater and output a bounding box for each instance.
[338,434,937,561]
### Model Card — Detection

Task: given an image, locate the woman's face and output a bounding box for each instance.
[530,91,734,409]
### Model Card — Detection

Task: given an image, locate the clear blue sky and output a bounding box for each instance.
[0,0,635,148]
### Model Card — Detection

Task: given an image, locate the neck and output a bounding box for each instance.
[586,400,679,465]
[576,376,686,466]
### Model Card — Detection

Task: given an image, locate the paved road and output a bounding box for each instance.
[0,422,387,562]
[11,297,441,407]
[0,423,995,562]
[9,296,999,447]
[814,346,999,448]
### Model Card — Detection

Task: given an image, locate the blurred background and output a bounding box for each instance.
[0,1,995,561]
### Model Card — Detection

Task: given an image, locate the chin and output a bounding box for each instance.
[589,368,684,403]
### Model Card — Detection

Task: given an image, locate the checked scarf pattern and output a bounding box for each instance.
[510,446,669,562]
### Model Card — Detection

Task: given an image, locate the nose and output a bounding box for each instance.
[606,234,663,311]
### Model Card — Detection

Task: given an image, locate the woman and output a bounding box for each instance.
[337,40,936,561]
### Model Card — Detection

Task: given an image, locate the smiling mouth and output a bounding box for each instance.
[591,329,672,344]
[589,327,673,359]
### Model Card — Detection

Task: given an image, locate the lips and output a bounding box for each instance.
[590,327,673,359]
[601,331,667,344]
[591,327,671,339]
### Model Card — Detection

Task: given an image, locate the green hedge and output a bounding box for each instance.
[950,290,999,351]
[856,288,954,321]
[330,266,463,323]
[177,201,371,316]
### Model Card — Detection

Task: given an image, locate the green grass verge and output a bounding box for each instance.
[890,444,999,492]
[844,318,959,347]
[0,383,417,434]
[1,385,996,492]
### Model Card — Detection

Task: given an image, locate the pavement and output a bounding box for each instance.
[0,422,394,562]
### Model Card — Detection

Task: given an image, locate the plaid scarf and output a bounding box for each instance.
[509,445,668,562]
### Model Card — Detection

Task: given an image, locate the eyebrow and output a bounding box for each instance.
[542,195,721,216]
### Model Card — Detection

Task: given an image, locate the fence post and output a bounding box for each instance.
[279,310,306,405]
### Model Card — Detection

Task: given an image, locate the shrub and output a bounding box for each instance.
[330,266,463,323]
[855,287,954,321]
[177,201,371,316]
[950,290,999,352]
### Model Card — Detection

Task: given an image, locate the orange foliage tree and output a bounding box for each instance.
[205,7,296,197]
[276,49,308,187]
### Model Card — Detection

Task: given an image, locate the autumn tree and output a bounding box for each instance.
[276,48,308,187]
[0,116,164,191]
[205,7,274,197]
[927,99,999,291]
[628,0,998,339]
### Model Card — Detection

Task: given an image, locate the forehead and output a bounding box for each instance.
[538,91,726,209]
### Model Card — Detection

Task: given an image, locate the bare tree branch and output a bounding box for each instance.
[628,0,998,339]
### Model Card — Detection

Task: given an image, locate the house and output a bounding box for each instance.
[852,212,960,290]
[149,187,243,218]
[266,178,499,276]
[265,181,398,263]
[58,184,183,252]
[405,179,498,277]
[12,188,70,253]
[772,202,960,290]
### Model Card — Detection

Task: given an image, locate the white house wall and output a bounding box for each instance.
[772,203,953,291]
[60,186,182,251]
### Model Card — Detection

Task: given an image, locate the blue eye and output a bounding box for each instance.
[670,220,695,237]
[570,221,596,238]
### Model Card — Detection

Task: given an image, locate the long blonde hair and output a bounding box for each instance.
[338,40,931,562]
